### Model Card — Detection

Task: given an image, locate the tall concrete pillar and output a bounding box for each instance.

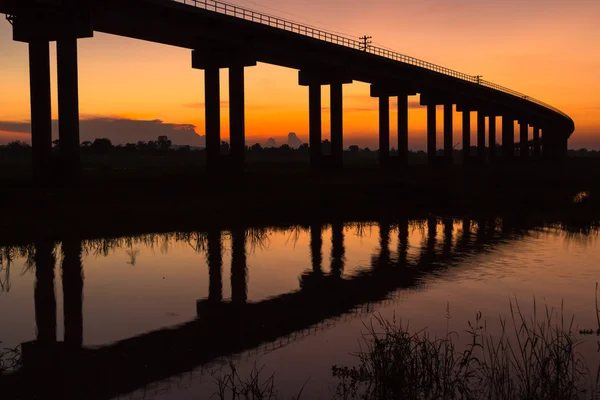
[34,241,56,344]
[397,95,409,165]
[231,228,247,305]
[310,224,323,275]
[533,127,541,157]
[330,83,344,167]
[443,103,453,163]
[28,41,53,179]
[205,67,221,169]
[330,222,345,278]
[309,83,322,167]
[477,112,485,162]
[207,230,223,303]
[57,38,81,180]
[229,65,245,169]
[379,96,390,166]
[62,239,83,349]
[520,121,529,158]
[462,110,471,163]
[502,116,514,160]
[489,116,497,161]
[427,104,437,164]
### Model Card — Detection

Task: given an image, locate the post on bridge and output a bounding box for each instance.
[461,107,472,164]
[501,115,515,160]
[421,92,456,165]
[477,111,486,163]
[533,126,541,158]
[192,47,256,172]
[299,69,352,168]
[10,2,93,181]
[488,114,497,162]
[370,84,416,167]
[519,120,530,159]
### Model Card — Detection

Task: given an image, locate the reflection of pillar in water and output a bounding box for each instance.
[231,228,247,305]
[330,222,345,277]
[459,218,472,247]
[442,218,453,258]
[310,224,323,275]
[34,241,56,344]
[476,219,488,244]
[62,239,83,349]
[397,218,409,266]
[207,230,223,303]
[378,220,391,265]
[423,217,437,262]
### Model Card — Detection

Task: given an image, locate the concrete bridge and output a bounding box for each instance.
[0,218,525,399]
[0,0,574,177]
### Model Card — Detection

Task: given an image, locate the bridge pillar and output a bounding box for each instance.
[519,120,529,159]
[34,241,57,344]
[427,104,437,164]
[204,67,221,170]
[379,96,390,167]
[207,230,223,303]
[231,228,247,305]
[489,116,497,162]
[56,38,81,181]
[330,83,344,167]
[62,239,83,349]
[28,41,53,180]
[309,83,322,167]
[397,94,409,166]
[502,116,515,160]
[229,65,246,170]
[461,109,471,164]
[443,103,453,164]
[533,127,541,158]
[477,112,486,163]
[331,222,345,277]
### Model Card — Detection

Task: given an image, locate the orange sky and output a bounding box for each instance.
[0,0,599,149]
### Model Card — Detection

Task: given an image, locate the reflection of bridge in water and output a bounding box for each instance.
[1,218,523,399]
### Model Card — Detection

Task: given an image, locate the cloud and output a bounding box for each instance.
[287,132,303,148]
[0,117,206,147]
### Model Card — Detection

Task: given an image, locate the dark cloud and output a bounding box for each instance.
[0,117,206,147]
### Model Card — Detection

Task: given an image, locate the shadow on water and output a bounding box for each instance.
[0,217,598,399]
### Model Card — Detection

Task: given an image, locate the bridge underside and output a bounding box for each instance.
[0,0,574,178]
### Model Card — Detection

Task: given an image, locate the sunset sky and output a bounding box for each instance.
[0,0,599,149]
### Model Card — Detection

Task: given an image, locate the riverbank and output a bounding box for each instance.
[0,158,598,244]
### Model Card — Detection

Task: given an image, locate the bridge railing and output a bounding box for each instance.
[174,0,570,121]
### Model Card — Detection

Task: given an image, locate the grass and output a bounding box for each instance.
[213,298,600,400]
[0,343,21,382]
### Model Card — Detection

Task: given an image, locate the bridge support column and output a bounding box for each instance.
[229,65,246,170]
[397,95,409,166]
[519,121,529,159]
[427,104,437,164]
[330,83,344,168]
[477,112,486,163]
[62,239,83,349]
[489,116,497,162]
[207,230,223,303]
[533,127,541,158]
[502,116,514,160]
[29,41,53,180]
[378,96,390,167]
[204,67,221,170]
[309,84,322,167]
[231,228,247,305]
[462,110,471,164]
[444,103,453,164]
[57,38,81,181]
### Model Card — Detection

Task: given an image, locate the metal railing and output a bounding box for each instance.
[173,0,570,121]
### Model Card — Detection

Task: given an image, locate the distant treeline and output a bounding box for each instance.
[1,137,599,160]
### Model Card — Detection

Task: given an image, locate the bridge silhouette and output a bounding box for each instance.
[0,218,526,399]
[0,0,574,178]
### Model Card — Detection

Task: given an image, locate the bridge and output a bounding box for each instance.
[0,0,574,178]
[0,218,526,399]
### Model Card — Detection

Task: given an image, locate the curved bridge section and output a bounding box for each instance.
[0,0,574,176]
